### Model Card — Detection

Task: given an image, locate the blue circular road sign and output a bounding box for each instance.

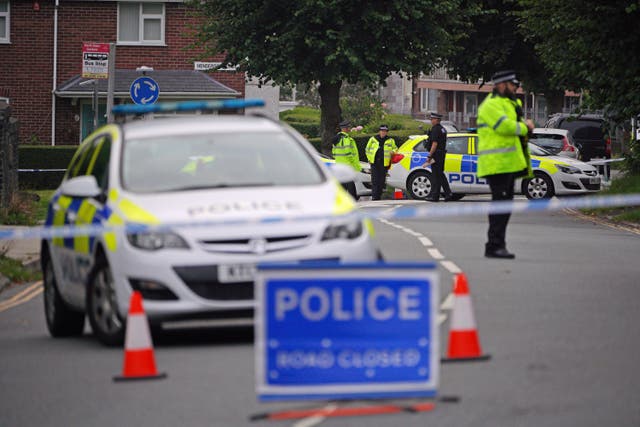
[130,76,160,105]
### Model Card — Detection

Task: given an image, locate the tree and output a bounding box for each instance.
[189,0,470,153]
[519,0,640,122]
[445,0,567,115]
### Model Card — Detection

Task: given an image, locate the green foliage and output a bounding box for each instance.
[18,145,77,190]
[519,0,640,121]
[287,122,320,138]
[0,255,41,283]
[279,107,320,123]
[622,140,640,175]
[582,173,640,223]
[190,0,469,86]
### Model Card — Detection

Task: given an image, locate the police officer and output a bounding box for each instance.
[365,124,397,200]
[332,120,361,198]
[477,70,535,259]
[423,112,453,201]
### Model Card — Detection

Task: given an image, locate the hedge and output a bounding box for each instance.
[287,122,320,138]
[18,145,78,190]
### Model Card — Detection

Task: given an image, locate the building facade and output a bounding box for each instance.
[0,0,247,145]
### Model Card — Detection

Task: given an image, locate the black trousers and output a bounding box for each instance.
[342,181,357,199]
[371,163,388,200]
[486,173,515,252]
[428,150,452,200]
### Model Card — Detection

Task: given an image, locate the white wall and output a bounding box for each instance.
[244,77,280,120]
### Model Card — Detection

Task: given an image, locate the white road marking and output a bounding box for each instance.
[293,403,338,427]
[440,260,462,274]
[440,293,455,311]
[437,313,447,325]
[405,229,423,237]
[428,248,444,260]
[418,236,433,247]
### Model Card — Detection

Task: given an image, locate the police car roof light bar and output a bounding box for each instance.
[111,99,265,115]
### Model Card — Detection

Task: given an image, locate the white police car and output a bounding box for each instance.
[388,132,601,200]
[42,100,379,345]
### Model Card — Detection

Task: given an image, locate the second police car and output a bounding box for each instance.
[387,132,601,200]
[42,100,379,345]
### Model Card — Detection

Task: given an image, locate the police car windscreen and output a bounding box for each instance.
[121,132,324,192]
[528,143,552,156]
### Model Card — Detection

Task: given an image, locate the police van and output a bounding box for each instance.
[42,100,379,345]
[387,132,601,200]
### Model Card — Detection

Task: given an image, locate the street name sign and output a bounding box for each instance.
[130,76,159,105]
[255,262,439,401]
[82,42,109,79]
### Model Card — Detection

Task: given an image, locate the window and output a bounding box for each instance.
[446,136,469,155]
[0,0,9,43]
[118,2,164,45]
[420,88,438,112]
[89,137,111,190]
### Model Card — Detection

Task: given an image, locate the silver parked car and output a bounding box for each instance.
[530,128,580,159]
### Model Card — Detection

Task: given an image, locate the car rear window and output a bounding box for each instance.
[529,134,563,150]
[559,120,604,140]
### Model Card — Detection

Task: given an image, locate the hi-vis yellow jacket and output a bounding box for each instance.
[365,136,397,167]
[477,94,532,178]
[332,132,361,172]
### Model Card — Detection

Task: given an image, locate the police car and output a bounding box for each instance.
[42,100,379,345]
[387,132,601,200]
[318,154,372,199]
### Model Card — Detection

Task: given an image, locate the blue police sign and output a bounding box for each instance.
[255,262,439,401]
[130,76,159,105]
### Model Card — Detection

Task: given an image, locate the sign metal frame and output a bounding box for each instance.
[255,262,439,402]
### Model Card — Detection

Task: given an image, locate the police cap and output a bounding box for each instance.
[339,119,351,128]
[491,70,519,85]
[379,124,389,130]
[429,112,443,120]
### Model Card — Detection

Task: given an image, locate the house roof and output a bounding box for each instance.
[55,69,239,99]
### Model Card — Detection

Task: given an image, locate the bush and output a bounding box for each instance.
[622,139,640,175]
[280,107,321,123]
[287,122,320,138]
[18,145,77,190]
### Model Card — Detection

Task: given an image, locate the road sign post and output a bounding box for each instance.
[255,262,439,402]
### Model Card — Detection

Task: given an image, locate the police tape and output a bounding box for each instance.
[1,193,639,241]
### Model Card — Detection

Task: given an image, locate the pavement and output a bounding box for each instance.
[0,226,41,293]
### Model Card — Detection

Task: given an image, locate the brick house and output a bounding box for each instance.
[0,0,247,145]
[381,68,580,129]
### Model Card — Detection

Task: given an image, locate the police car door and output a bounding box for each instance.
[468,135,489,193]
[444,136,471,194]
[50,134,111,307]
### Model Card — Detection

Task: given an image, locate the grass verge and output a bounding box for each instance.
[0,255,41,283]
[582,174,640,223]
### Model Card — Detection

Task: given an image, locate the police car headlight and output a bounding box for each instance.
[321,219,363,241]
[127,231,189,250]
[555,164,581,174]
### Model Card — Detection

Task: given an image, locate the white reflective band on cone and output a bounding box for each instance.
[124,314,153,350]
[450,295,476,330]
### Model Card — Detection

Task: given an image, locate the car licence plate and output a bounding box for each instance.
[589,177,600,184]
[217,264,256,283]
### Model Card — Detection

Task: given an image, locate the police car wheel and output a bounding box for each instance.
[523,172,554,200]
[43,254,85,337]
[406,170,433,200]
[87,257,124,346]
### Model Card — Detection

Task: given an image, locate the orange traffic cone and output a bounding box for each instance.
[441,273,491,363]
[113,291,167,381]
[393,188,404,200]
